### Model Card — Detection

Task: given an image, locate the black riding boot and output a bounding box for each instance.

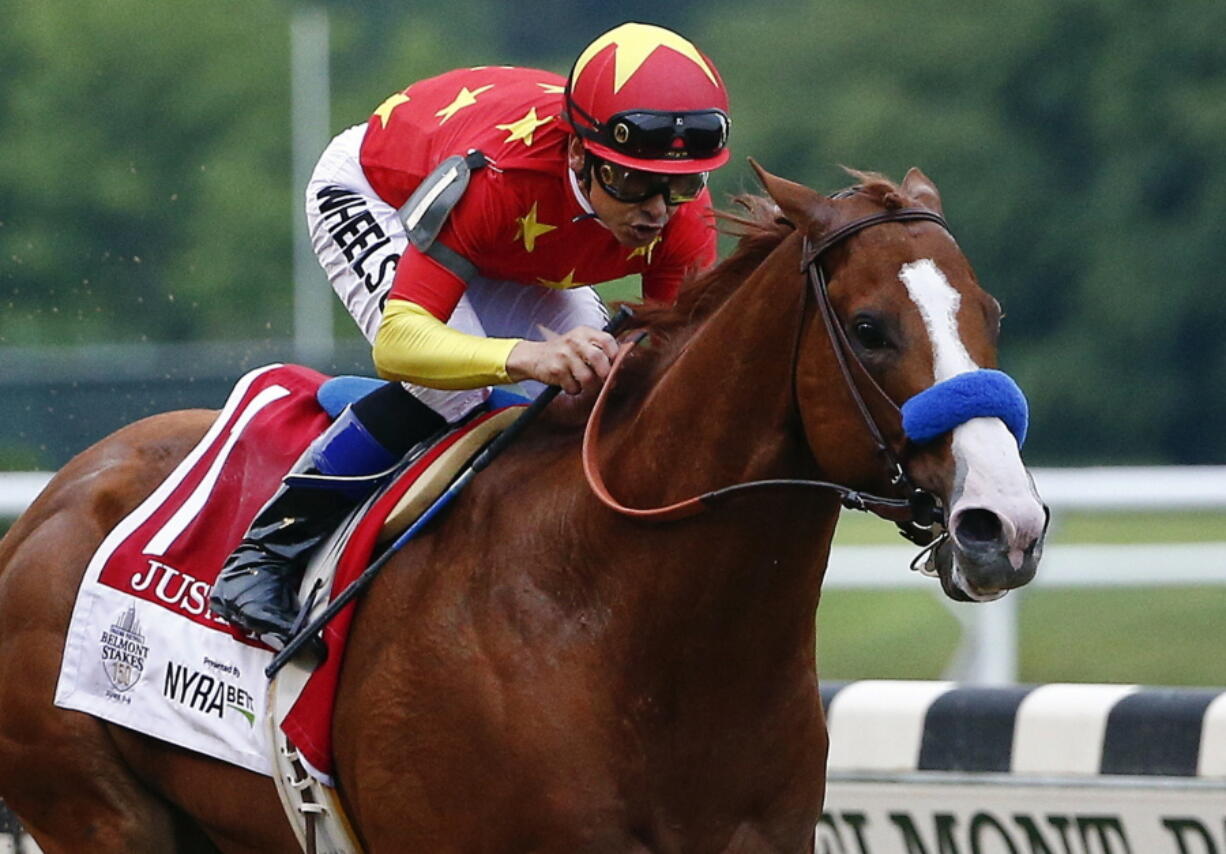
[209,383,445,648]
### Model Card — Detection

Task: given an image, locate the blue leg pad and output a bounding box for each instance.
[284,407,401,499]
[317,376,387,418]
[487,387,531,410]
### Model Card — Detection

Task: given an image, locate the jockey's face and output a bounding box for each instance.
[568,137,676,249]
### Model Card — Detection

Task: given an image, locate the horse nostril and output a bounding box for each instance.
[954,508,1003,546]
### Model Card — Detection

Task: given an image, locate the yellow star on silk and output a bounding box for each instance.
[435,84,494,125]
[537,82,566,94]
[627,236,661,264]
[515,202,557,252]
[496,107,553,147]
[536,269,586,289]
[373,92,410,128]
[570,22,718,93]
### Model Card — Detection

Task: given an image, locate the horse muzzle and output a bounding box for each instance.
[933,498,1049,602]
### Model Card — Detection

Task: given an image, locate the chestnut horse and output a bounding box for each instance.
[0,165,1046,852]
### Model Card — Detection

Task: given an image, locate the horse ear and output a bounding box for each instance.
[747,158,835,232]
[901,167,944,215]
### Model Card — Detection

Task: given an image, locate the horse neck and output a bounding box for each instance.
[588,238,842,652]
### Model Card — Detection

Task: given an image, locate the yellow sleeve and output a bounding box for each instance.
[373,299,519,389]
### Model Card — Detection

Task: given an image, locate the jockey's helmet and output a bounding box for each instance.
[563,22,730,175]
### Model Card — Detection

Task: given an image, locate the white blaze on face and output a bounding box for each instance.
[898,260,1045,590]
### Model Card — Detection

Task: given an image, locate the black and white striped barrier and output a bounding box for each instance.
[818,681,1226,854]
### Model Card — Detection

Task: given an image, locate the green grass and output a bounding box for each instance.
[817,587,1226,687]
[593,277,641,306]
[817,590,962,681]
[819,510,1226,687]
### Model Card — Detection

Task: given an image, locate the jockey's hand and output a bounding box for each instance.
[506,326,619,395]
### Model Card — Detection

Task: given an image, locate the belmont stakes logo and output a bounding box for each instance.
[99,605,149,694]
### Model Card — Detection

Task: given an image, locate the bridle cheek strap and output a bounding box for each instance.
[901,369,1028,447]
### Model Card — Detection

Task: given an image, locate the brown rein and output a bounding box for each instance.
[581,206,951,536]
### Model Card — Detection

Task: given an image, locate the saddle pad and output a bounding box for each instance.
[54,363,331,775]
[54,361,526,780]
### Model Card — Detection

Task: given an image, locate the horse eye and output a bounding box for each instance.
[852,317,889,350]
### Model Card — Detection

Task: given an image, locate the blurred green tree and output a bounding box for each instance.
[1,0,1223,464]
[696,0,1226,463]
[0,0,299,344]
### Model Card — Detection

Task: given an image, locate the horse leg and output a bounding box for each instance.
[1,734,204,854]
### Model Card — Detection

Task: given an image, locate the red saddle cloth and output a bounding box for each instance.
[87,362,505,778]
[95,363,333,638]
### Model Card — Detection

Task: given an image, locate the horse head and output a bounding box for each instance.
[753,162,1048,601]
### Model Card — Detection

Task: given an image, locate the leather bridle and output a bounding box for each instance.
[582,203,952,545]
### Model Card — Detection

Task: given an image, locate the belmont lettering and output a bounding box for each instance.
[969,813,1021,853]
[1012,814,1076,854]
[890,811,959,854]
[817,812,872,854]
[878,811,1134,854]
[823,807,1226,853]
[98,630,148,672]
[131,559,215,617]
[1075,816,1132,854]
[1161,818,1222,854]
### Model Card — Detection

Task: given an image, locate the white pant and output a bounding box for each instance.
[305,125,608,421]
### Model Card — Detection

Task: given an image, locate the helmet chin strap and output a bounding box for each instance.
[568,156,601,224]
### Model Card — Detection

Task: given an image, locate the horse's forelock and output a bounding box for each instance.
[841,167,911,211]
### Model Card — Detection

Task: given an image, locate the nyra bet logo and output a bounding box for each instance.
[163,660,257,727]
[99,605,149,693]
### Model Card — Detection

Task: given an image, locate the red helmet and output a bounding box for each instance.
[564,22,731,175]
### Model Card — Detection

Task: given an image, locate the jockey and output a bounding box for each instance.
[209,22,732,650]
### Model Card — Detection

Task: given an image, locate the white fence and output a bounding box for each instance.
[828,466,1226,684]
[3,467,1225,684]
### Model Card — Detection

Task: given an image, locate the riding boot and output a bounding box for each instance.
[209,389,445,648]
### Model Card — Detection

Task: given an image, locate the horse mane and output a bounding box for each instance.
[623,194,794,346]
[621,169,910,356]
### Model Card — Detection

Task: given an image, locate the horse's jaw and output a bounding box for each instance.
[933,417,1047,601]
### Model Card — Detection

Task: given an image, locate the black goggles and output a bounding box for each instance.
[594,159,708,205]
[595,109,729,160]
